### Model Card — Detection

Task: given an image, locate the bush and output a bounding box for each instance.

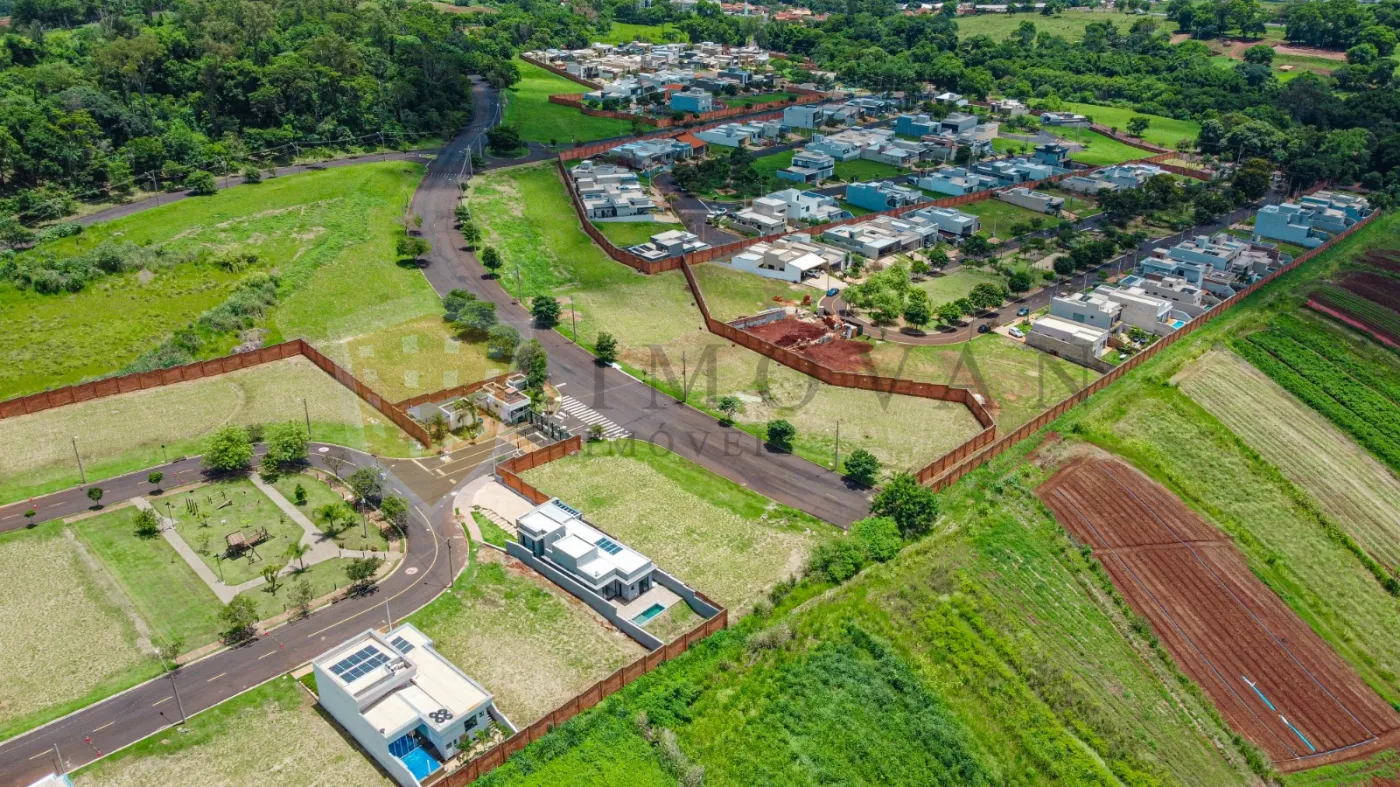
[186,170,218,195]
[871,473,939,538]
[843,448,880,486]
[242,166,262,184]
[807,537,867,583]
[205,425,254,472]
[765,419,796,450]
[595,332,618,364]
[851,515,902,562]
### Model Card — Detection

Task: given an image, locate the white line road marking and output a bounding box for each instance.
[93,721,114,732]
[206,672,227,683]
[152,697,171,707]
[258,650,277,660]
[29,751,50,760]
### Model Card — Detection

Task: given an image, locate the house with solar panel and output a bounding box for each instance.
[516,498,656,601]
[313,623,502,787]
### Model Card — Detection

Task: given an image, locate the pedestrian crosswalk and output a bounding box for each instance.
[557,395,631,440]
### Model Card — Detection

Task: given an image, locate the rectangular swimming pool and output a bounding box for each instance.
[632,603,666,624]
[400,746,441,782]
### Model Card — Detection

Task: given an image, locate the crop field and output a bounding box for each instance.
[1049,126,1152,166]
[1178,348,1400,580]
[960,198,1047,238]
[503,59,634,144]
[162,478,308,585]
[409,547,644,725]
[915,267,1006,307]
[522,440,823,610]
[1337,270,1400,313]
[0,357,419,506]
[335,315,506,404]
[0,162,433,400]
[475,437,1261,787]
[73,504,224,648]
[0,523,157,740]
[956,9,1146,41]
[73,676,392,787]
[1038,457,1400,771]
[692,263,812,321]
[1062,102,1201,148]
[1309,285,1400,346]
[469,163,986,471]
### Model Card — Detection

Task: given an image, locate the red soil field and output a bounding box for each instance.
[1340,271,1400,314]
[742,317,875,372]
[745,317,827,347]
[1038,458,1400,773]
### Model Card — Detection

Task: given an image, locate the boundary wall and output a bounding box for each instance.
[0,339,433,446]
[429,436,729,787]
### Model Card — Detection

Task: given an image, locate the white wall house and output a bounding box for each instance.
[314,624,499,787]
[730,234,846,282]
[517,498,656,601]
[1050,292,1121,332]
[1027,314,1109,368]
[476,373,532,424]
[1093,285,1175,335]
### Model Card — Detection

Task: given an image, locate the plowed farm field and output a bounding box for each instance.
[1340,270,1400,313]
[1038,458,1400,773]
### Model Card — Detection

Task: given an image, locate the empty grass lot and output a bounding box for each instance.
[0,522,157,741]
[721,92,796,108]
[1049,126,1150,166]
[335,315,506,404]
[0,357,420,506]
[956,9,1147,41]
[522,440,825,610]
[73,676,393,787]
[162,478,308,586]
[833,158,905,182]
[693,262,813,321]
[1062,102,1201,149]
[73,504,224,648]
[409,545,644,725]
[469,163,986,472]
[915,267,1006,308]
[0,162,434,400]
[598,21,687,44]
[591,220,666,248]
[503,59,634,145]
[961,198,1047,239]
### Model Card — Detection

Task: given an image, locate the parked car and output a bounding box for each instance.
[826,288,840,297]
[977,324,990,334]
[1008,327,1024,339]
[1016,307,1030,317]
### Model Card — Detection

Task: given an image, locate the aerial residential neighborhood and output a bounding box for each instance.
[2,0,1400,785]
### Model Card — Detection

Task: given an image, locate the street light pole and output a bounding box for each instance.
[302,398,313,439]
[834,421,840,471]
[72,437,86,485]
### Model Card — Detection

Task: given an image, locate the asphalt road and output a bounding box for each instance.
[0,443,473,784]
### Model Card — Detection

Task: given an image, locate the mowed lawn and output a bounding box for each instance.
[0,162,435,400]
[1061,102,1201,149]
[409,545,644,725]
[915,267,1006,308]
[1050,126,1150,165]
[592,220,666,248]
[503,59,634,144]
[335,315,507,404]
[721,92,796,108]
[73,676,393,787]
[962,198,1048,239]
[468,162,986,473]
[161,478,308,586]
[522,441,825,610]
[0,357,421,506]
[0,522,158,740]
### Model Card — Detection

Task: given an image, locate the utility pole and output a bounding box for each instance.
[72,437,86,485]
[515,266,524,304]
[571,298,578,342]
[681,351,688,403]
[167,663,187,724]
[834,421,840,471]
[302,398,313,439]
[161,444,168,464]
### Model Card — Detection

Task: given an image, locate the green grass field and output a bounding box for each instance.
[72,676,393,787]
[269,470,392,552]
[1061,102,1201,148]
[0,357,421,507]
[721,92,796,108]
[162,478,309,585]
[991,136,1030,155]
[1050,126,1151,165]
[597,21,687,45]
[335,315,506,404]
[503,59,635,144]
[0,162,434,400]
[522,440,825,609]
[468,162,985,473]
[915,267,1006,308]
[693,262,812,322]
[591,220,666,248]
[956,9,1148,41]
[834,158,905,182]
[753,149,796,181]
[961,198,1048,239]
[1046,188,1101,218]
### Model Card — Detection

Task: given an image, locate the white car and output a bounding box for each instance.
[1008,327,1024,339]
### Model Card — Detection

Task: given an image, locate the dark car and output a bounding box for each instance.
[826,288,840,298]
[1017,307,1030,317]
[977,324,990,334]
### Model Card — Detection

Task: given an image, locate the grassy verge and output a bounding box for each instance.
[503,58,635,145]
[472,511,511,547]
[521,439,826,610]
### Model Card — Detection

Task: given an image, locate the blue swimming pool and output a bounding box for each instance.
[400,746,441,783]
[632,603,666,624]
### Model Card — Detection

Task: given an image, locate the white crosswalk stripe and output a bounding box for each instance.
[556,395,630,440]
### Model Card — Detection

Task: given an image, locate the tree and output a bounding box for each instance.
[285,541,311,571]
[1007,270,1032,294]
[926,247,950,270]
[843,448,880,487]
[0,215,36,249]
[345,555,385,590]
[133,507,161,539]
[315,503,351,536]
[515,340,548,390]
[205,425,253,472]
[871,472,940,538]
[487,324,520,359]
[807,537,867,583]
[461,221,481,247]
[380,495,409,529]
[595,332,618,365]
[765,419,796,450]
[261,562,285,592]
[1231,157,1274,201]
[851,515,902,562]
[219,595,259,643]
[531,295,561,327]
[1243,43,1275,65]
[148,471,164,490]
[293,484,307,506]
[1053,256,1076,277]
[717,395,741,426]
[154,637,183,669]
[290,580,315,619]
[455,300,498,336]
[264,422,309,469]
[969,282,1007,312]
[453,203,471,226]
[936,301,963,326]
[396,235,430,261]
[588,423,605,441]
[348,467,383,505]
[1126,116,1151,139]
[487,125,523,155]
[186,170,217,196]
[480,246,503,275]
[962,235,991,257]
[242,167,262,184]
[903,289,932,330]
[87,486,104,506]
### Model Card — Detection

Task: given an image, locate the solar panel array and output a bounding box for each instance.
[551,499,583,518]
[329,645,391,683]
[390,636,416,654]
[595,537,623,555]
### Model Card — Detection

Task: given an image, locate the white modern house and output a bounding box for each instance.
[517,498,656,601]
[1027,314,1109,367]
[313,624,500,787]
[997,186,1063,215]
[730,233,847,282]
[1050,292,1122,332]
[628,229,710,260]
[1092,284,1177,335]
[570,161,656,220]
[476,373,532,424]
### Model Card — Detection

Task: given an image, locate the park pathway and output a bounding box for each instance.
[134,497,261,602]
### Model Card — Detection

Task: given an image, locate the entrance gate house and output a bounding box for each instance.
[526,409,572,443]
